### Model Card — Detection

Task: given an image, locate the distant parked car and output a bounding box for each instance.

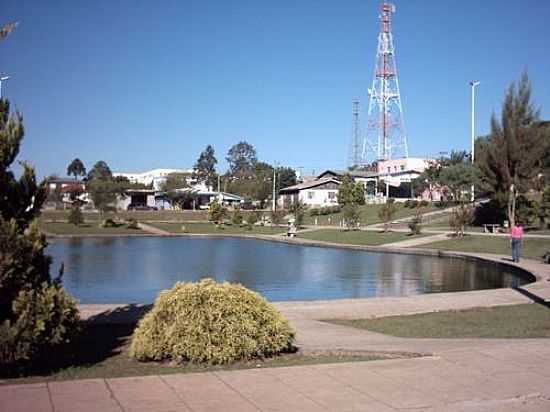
[127,203,158,211]
[240,201,256,210]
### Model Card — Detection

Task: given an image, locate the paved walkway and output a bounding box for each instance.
[2,254,550,411]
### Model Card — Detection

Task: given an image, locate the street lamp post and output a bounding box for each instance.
[469,81,480,202]
[0,75,10,99]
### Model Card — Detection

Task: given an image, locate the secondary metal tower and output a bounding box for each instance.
[362,2,408,163]
[348,98,361,169]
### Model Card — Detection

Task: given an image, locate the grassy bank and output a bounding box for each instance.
[302,204,437,227]
[327,304,550,338]
[298,229,427,246]
[1,322,419,385]
[421,235,550,259]
[147,222,286,235]
[40,221,145,235]
[41,209,210,223]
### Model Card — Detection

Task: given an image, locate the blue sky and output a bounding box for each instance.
[2,0,550,178]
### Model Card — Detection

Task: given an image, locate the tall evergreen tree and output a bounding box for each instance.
[226,141,257,176]
[67,158,86,180]
[87,160,112,181]
[477,72,543,227]
[193,145,217,189]
[0,98,79,365]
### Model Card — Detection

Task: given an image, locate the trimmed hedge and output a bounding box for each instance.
[130,279,295,364]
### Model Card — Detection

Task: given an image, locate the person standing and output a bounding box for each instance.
[510,221,524,263]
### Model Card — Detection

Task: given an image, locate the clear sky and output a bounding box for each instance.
[2,0,550,178]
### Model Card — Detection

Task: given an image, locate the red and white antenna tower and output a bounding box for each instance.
[362,2,408,163]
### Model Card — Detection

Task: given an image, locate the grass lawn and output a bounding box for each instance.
[41,209,211,223]
[421,234,550,259]
[147,222,286,235]
[40,221,145,235]
[299,229,428,246]
[302,204,437,227]
[0,322,419,385]
[326,304,550,338]
[423,222,485,233]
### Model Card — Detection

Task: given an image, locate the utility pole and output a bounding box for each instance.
[469,81,480,202]
[272,164,278,211]
[0,76,10,99]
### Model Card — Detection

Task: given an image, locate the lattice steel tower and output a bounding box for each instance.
[362,2,408,163]
[348,98,361,169]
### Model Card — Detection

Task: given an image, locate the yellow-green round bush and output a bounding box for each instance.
[130,279,295,364]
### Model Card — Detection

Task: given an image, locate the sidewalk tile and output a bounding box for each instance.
[48,379,122,412]
[106,375,191,412]
[0,383,52,412]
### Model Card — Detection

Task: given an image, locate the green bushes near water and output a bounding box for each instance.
[130,279,295,365]
[309,205,341,217]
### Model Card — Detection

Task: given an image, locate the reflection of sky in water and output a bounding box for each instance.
[47,238,528,304]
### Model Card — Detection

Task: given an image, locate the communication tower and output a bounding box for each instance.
[362,2,408,163]
[348,98,361,168]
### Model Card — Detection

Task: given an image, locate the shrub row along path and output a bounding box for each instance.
[3,251,550,411]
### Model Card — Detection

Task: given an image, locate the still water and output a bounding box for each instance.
[48,237,527,304]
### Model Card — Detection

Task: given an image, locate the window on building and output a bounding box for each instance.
[394,166,397,172]
[328,191,336,200]
[387,167,391,173]
[400,165,405,171]
[308,191,315,199]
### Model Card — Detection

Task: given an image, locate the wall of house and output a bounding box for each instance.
[298,189,339,207]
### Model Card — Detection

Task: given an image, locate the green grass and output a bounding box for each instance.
[40,221,145,235]
[0,322,419,385]
[41,209,211,223]
[299,229,428,246]
[326,304,550,338]
[421,235,550,259]
[148,222,286,235]
[302,204,437,227]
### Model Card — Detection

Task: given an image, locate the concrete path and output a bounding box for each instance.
[3,254,550,411]
[137,222,172,236]
[378,233,449,248]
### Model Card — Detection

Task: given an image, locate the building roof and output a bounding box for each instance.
[49,178,84,185]
[317,169,378,179]
[279,178,341,193]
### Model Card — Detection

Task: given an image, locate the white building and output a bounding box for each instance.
[278,178,340,208]
[113,168,194,191]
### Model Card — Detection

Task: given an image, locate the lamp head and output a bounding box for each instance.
[469,81,480,87]
[0,76,10,81]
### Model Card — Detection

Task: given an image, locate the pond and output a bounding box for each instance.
[47,237,528,304]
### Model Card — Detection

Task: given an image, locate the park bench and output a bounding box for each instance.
[483,223,500,233]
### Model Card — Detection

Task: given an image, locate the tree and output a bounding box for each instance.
[226,141,257,176]
[477,72,544,227]
[193,145,218,189]
[86,179,117,215]
[66,158,86,180]
[87,160,112,181]
[337,174,365,206]
[68,205,84,226]
[290,200,306,228]
[540,186,550,227]
[412,163,441,201]
[438,162,480,202]
[0,98,79,365]
[160,172,189,192]
[277,167,297,190]
[378,199,397,232]
[342,203,360,230]
[449,203,474,237]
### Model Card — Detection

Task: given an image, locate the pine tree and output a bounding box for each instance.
[0,98,79,365]
[477,72,543,227]
[193,145,218,189]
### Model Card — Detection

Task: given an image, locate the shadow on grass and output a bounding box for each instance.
[0,304,151,380]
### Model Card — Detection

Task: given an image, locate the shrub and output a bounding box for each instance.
[270,209,285,226]
[419,200,429,207]
[231,207,243,225]
[247,212,258,226]
[309,208,319,217]
[130,279,295,365]
[68,206,84,226]
[208,201,227,223]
